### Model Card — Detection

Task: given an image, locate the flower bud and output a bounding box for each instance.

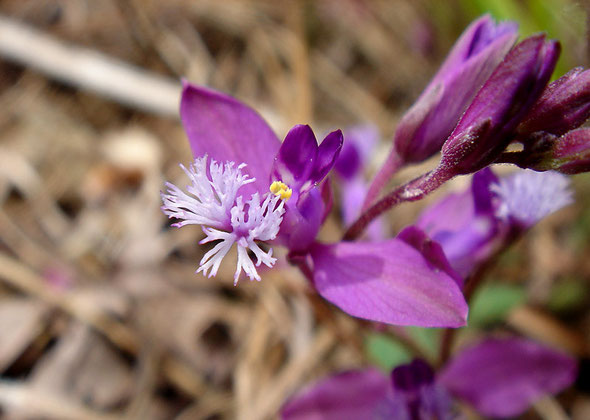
[512,128,590,174]
[439,35,560,176]
[517,67,590,138]
[394,15,517,163]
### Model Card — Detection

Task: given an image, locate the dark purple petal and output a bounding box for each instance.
[310,130,343,185]
[281,369,389,420]
[180,82,280,196]
[440,35,560,175]
[310,239,468,327]
[273,124,318,188]
[278,188,326,252]
[439,338,578,418]
[389,359,453,420]
[518,67,590,137]
[397,226,463,288]
[393,15,517,163]
[552,128,590,174]
[391,359,435,392]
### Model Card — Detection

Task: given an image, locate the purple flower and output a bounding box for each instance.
[439,34,560,176]
[394,15,518,164]
[416,168,572,277]
[281,338,578,419]
[163,83,468,329]
[162,82,342,284]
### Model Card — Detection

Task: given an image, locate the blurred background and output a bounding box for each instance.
[0,0,589,419]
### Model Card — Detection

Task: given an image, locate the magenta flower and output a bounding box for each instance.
[281,338,577,419]
[162,82,342,284]
[162,82,468,328]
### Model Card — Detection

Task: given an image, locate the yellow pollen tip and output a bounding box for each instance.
[270,181,292,201]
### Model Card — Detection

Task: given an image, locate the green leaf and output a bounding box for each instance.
[365,333,411,371]
[548,278,588,313]
[469,283,526,326]
[406,327,441,359]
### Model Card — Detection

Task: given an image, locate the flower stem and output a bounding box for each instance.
[437,228,523,365]
[362,148,405,211]
[343,167,452,241]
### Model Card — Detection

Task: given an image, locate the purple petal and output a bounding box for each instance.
[279,188,326,252]
[310,239,468,327]
[552,128,590,174]
[180,82,280,196]
[310,130,343,185]
[391,359,435,392]
[394,15,518,163]
[397,226,463,288]
[273,124,318,188]
[281,369,389,420]
[415,169,500,278]
[518,67,590,137]
[389,359,454,420]
[439,338,578,418]
[432,16,517,87]
[441,35,560,175]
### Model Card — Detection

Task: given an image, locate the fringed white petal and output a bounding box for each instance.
[491,169,573,227]
[162,155,285,285]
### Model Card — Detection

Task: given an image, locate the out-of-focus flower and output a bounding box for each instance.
[162,83,342,284]
[281,338,577,419]
[416,168,572,277]
[334,125,385,239]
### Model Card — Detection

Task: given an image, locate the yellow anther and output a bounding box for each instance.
[270,181,292,201]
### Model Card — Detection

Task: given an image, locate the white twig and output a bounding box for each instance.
[0,15,180,117]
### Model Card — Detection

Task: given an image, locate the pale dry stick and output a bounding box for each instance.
[0,149,70,240]
[235,306,272,420]
[507,305,588,357]
[251,328,334,420]
[0,380,123,420]
[0,252,207,399]
[285,2,313,124]
[533,396,570,420]
[0,15,180,117]
[0,209,57,270]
